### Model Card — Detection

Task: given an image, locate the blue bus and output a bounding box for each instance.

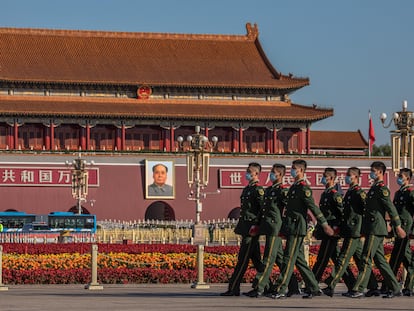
[0,211,96,233]
[48,212,96,233]
[0,211,36,232]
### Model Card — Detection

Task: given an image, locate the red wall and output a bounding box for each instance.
[0,154,397,222]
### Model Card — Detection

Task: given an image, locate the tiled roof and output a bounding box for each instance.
[0,24,309,90]
[0,95,333,122]
[310,130,368,149]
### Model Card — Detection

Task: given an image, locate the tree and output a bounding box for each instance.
[372,144,391,156]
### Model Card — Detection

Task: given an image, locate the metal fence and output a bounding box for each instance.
[0,219,241,245]
[0,232,95,244]
[95,219,240,245]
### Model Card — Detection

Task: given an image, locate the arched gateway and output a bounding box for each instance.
[145,201,175,221]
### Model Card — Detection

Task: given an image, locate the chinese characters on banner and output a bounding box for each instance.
[0,166,99,187]
[219,168,389,190]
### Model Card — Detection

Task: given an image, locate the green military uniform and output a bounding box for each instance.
[274,179,328,296]
[226,180,264,294]
[252,182,299,295]
[405,233,414,293]
[325,184,378,292]
[312,185,344,283]
[352,180,402,295]
[387,184,414,292]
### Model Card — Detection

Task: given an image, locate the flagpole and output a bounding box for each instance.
[368,110,376,158]
[368,111,371,158]
[368,137,371,157]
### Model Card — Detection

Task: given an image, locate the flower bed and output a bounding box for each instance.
[0,243,403,284]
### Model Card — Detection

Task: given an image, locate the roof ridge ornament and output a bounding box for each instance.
[246,23,259,40]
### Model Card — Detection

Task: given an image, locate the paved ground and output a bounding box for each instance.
[1,283,413,311]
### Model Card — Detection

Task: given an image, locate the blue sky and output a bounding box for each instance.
[2,0,414,146]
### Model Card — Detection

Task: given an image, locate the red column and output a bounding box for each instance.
[306,127,311,154]
[204,127,209,137]
[232,128,238,152]
[14,122,18,149]
[273,129,278,154]
[50,123,55,150]
[86,124,90,150]
[297,130,302,153]
[7,124,13,149]
[80,127,86,150]
[121,124,126,151]
[170,127,175,151]
[44,126,50,150]
[159,129,164,152]
[158,128,163,151]
[164,128,170,152]
[115,128,121,151]
[265,130,271,153]
[239,128,243,152]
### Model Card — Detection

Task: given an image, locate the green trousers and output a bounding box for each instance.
[389,236,412,290]
[253,235,299,293]
[275,235,319,294]
[405,248,414,290]
[353,235,400,293]
[227,235,263,292]
[328,237,377,291]
[312,237,340,282]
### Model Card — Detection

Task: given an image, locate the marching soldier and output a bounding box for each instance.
[220,162,264,296]
[322,167,378,297]
[312,167,345,284]
[245,163,300,298]
[382,168,414,296]
[270,159,334,299]
[404,236,414,296]
[349,161,406,298]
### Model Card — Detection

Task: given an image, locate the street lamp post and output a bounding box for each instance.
[177,126,218,289]
[380,100,414,172]
[65,155,94,214]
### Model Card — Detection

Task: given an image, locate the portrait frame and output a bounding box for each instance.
[145,159,175,199]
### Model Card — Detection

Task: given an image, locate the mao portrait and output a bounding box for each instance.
[145,160,175,199]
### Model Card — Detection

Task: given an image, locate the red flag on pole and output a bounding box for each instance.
[369,112,376,152]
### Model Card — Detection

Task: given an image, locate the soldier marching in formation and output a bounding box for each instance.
[220,162,265,296]
[381,168,414,296]
[244,163,300,298]
[347,161,406,298]
[270,159,334,299]
[405,236,414,295]
[322,167,378,297]
[220,160,414,299]
[312,167,346,285]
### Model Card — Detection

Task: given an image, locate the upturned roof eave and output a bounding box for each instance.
[0,77,310,91]
[0,24,311,92]
[0,111,332,122]
[0,94,332,122]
